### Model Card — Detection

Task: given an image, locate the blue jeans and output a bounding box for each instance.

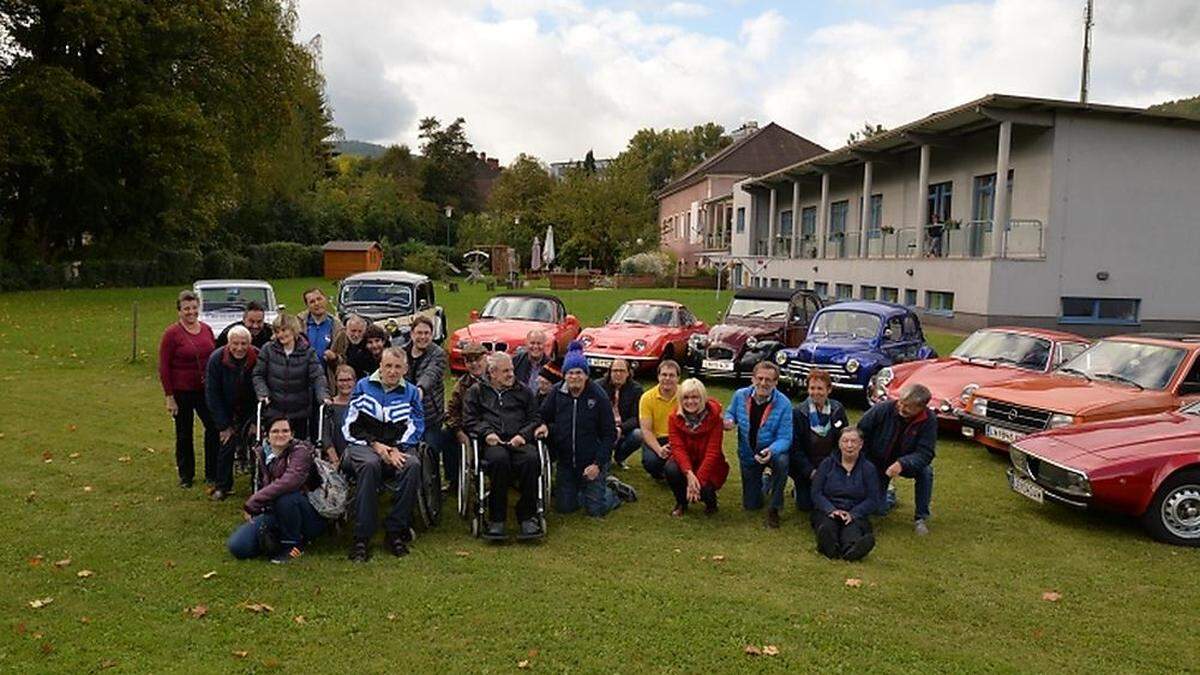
[555,465,620,517]
[641,436,669,480]
[227,491,326,559]
[614,428,644,465]
[740,452,789,511]
[880,463,934,520]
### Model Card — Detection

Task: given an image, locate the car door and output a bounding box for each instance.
[881,316,907,362]
[1176,353,1200,406]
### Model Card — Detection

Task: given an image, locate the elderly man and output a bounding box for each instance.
[857,383,937,535]
[342,347,424,561]
[298,287,343,368]
[638,360,681,480]
[724,361,793,529]
[204,325,259,501]
[513,329,550,392]
[330,314,369,380]
[445,342,487,488]
[464,352,543,540]
[215,300,273,349]
[599,358,644,470]
[406,316,448,479]
[535,342,636,517]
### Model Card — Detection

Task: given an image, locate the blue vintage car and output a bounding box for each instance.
[774,301,937,395]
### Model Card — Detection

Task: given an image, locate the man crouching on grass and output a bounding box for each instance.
[342,347,424,561]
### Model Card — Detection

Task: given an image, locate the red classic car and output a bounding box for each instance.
[1007,401,1200,546]
[579,300,708,372]
[869,327,1090,429]
[448,292,581,372]
[960,334,1200,451]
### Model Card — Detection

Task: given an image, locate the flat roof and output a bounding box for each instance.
[341,270,428,283]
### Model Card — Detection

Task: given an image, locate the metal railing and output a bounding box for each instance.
[861,220,1044,259]
[824,231,863,259]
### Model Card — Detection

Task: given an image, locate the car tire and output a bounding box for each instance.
[1142,469,1200,547]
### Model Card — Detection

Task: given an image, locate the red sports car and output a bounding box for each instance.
[448,292,581,372]
[578,300,708,373]
[1007,401,1200,546]
[868,327,1090,430]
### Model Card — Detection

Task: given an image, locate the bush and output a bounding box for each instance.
[246,242,323,278]
[402,248,449,280]
[618,251,671,277]
[203,249,254,278]
[75,249,202,288]
[0,259,66,292]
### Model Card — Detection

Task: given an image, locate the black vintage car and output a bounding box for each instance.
[686,287,824,379]
[337,271,447,344]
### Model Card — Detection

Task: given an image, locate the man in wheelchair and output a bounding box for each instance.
[464,352,544,540]
[341,347,424,561]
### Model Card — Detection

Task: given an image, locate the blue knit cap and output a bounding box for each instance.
[562,340,588,374]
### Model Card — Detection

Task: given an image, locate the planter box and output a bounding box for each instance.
[674,275,720,289]
[614,274,656,288]
[548,273,593,290]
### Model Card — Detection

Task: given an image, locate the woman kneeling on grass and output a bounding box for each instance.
[664,378,729,517]
[227,417,325,563]
[811,427,879,561]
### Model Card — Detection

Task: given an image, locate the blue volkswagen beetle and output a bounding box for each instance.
[774,301,937,395]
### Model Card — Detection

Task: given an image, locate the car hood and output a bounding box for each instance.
[1017,412,1200,465]
[975,374,1173,416]
[888,358,1037,401]
[341,304,415,322]
[582,323,666,349]
[791,336,874,361]
[451,318,558,348]
[707,319,780,349]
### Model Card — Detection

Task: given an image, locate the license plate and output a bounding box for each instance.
[986,425,1024,444]
[586,357,612,369]
[703,359,735,372]
[1010,475,1044,504]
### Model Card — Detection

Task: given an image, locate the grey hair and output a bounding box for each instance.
[899,383,932,407]
[488,351,513,372]
[346,314,368,328]
[381,346,408,363]
[227,325,252,343]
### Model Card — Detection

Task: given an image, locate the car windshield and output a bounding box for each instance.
[610,303,674,326]
[480,296,558,322]
[726,298,788,319]
[1182,401,1200,416]
[810,311,881,339]
[1059,340,1186,390]
[952,330,1052,370]
[339,282,414,311]
[198,286,271,313]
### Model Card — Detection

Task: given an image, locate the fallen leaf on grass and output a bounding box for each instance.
[710,555,726,562]
[528,649,540,658]
[117,456,132,463]
[15,623,27,635]
[164,560,176,569]
[83,486,93,493]
[28,554,44,567]
[80,616,92,624]
[53,558,71,568]
[763,645,780,656]
[386,613,397,621]
[28,597,53,609]
[68,424,77,432]
[144,446,157,454]
[69,452,81,459]
[202,570,217,579]
[40,642,53,655]
[42,450,53,461]
[76,569,94,578]
[26,491,37,502]
[673,548,681,553]
[231,650,249,659]
[99,660,117,670]
[1041,591,1062,602]
[293,615,306,624]
[455,550,470,557]
[241,602,273,614]
[845,578,863,588]
[744,645,763,656]
[189,605,208,619]
[263,657,280,669]
[517,660,531,669]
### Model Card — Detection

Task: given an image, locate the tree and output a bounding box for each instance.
[484,153,554,252]
[418,116,480,217]
[847,121,887,144]
[583,149,597,174]
[622,123,730,193]
[1150,95,1200,119]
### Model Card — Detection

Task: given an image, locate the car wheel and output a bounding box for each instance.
[1143,469,1200,546]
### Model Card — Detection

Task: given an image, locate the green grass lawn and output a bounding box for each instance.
[1,278,1195,672]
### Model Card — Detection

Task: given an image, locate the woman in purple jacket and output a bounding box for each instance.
[226,417,325,563]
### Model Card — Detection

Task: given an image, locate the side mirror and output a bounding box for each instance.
[566,314,579,325]
[1179,382,1200,396]
[469,309,480,322]
[277,303,287,312]
[418,299,429,310]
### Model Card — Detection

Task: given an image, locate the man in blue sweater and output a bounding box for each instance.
[723,361,793,528]
[857,383,936,536]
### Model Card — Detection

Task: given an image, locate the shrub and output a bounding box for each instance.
[247,242,323,278]
[402,248,448,280]
[618,251,671,277]
[203,249,254,278]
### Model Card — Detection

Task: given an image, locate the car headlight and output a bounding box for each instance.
[745,336,758,348]
[938,400,954,413]
[1047,413,1075,429]
[876,366,895,386]
[632,339,647,352]
[774,350,789,365]
[845,358,860,374]
[456,339,469,350]
[580,334,594,347]
[1061,470,1092,497]
[689,333,708,348]
[971,397,989,416]
[382,318,399,334]
[960,383,980,404]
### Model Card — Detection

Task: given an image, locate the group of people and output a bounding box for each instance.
[160,289,937,564]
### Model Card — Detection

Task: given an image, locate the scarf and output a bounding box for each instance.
[807,399,832,437]
[682,407,708,431]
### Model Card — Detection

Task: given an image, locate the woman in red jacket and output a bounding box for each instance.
[665,378,729,516]
[159,290,217,489]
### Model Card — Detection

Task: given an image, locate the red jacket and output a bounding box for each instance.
[159,322,215,395]
[668,398,729,489]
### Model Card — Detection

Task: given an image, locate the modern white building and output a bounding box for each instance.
[714,94,1200,335]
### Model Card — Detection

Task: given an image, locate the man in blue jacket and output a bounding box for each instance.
[723,361,793,528]
[857,383,936,536]
[535,342,636,516]
[341,347,425,561]
[204,326,259,501]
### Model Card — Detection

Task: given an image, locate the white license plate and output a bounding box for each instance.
[586,357,613,369]
[703,359,735,372]
[1011,475,1044,504]
[986,425,1024,444]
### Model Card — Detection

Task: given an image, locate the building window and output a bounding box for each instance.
[1060,297,1140,325]
[904,289,917,306]
[881,287,899,303]
[769,277,780,288]
[736,207,746,234]
[779,209,793,238]
[972,169,1014,222]
[926,291,955,315]
[835,283,853,300]
[780,279,791,289]
[861,285,877,300]
[829,200,849,236]
[794,279,807,289]
[866,194,883,238]
[800,206,817,238]
[814,282,829,299]
[928,181,953,223]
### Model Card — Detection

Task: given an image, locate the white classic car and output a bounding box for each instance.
[192,279,281,336]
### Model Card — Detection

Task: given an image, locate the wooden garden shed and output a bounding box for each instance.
[323,240,383,280]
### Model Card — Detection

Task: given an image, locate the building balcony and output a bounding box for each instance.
[863,219,1044,259]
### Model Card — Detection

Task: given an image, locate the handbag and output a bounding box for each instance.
[306,456,350,519]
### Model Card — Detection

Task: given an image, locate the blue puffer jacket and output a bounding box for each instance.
[539,379,616,472]
[342,373,425,448]
[724,387,794,464]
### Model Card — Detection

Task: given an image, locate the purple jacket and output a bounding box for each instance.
[243,440,316,516]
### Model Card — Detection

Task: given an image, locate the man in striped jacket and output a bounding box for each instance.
[342,347,424,562]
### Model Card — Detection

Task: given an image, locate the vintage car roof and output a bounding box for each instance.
[1105,333,1200,348]
[732,288,815,302]
[981,326,1090,343]
[341,270,429,284]
[194,279,273,288]
[618,299,682,308]
[817,300,911,317]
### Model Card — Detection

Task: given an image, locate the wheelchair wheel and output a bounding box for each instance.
[457,442,470,519]
[415,443,442,529]
[537,440,552,533]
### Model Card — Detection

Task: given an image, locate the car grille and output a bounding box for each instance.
[481,341,509,353]
[1012,449,1083,493]
[706,346,734,361]
[984,401,1052,432]
[784,361,854,384]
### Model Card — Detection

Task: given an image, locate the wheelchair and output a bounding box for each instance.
[457,436,552,539]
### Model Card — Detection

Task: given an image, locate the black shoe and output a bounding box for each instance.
[607,476,638,503]
[179,479,193,489]
[348,539,370,563]
[483,521,507,541]
[399,527,414,544]
[704,501,718,516]
[517,518,544,540]
[385,532,409,557]
[765,508,781,529]
[210,489,229,502]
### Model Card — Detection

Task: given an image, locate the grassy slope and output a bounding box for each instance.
[0,279,1195,673]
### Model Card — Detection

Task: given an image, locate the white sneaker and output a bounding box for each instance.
[914,519,930,536]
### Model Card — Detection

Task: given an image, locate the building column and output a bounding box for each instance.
[860,161,873,258]
[791,179,801,259]
[767,187,778,257]
[993,120,1013,257]
[916,145,930,252]
[817,172,831,258]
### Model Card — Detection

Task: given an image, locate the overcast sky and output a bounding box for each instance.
[297,0,1200,163]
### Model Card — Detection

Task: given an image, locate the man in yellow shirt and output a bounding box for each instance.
[638,360,681,480]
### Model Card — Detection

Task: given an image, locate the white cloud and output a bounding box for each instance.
[661,2,712,19]
[739,10,787,62]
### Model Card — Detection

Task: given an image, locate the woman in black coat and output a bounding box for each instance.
[789,369,849,511]
[252,314,330,440]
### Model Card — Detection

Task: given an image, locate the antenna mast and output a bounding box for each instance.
[1080,0,1094,103]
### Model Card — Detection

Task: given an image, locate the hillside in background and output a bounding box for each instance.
[334,139,389,158]
[1150,95,1200,118]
